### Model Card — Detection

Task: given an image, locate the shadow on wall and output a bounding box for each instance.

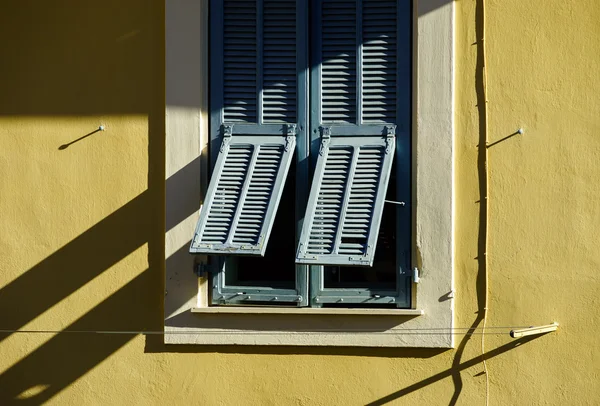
[0,0,157,116]
[0,0,166,403]
[365,335,542,406]
[0,0,541,405]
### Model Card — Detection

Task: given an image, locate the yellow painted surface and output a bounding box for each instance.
[1,0,599,404]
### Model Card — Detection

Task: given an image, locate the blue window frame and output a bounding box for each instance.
[192,0,411,308]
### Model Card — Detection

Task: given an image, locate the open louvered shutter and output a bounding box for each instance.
[296,132,395,266]
[192,0,305,256]
[190,132,295,255]
[298,0,405,267]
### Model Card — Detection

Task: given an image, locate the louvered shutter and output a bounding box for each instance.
[191,0,305,256]
[296,132,395,266]
[298,0,405,267]
[190,132,295,255]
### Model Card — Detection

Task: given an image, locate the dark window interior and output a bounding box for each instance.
[224,157,297,289]
[323,161,397,291]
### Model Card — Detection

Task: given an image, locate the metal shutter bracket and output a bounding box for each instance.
[285,124,297,151]
[319,126,331,155]
[385,125,396,154]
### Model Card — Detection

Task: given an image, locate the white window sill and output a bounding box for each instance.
[191,307,424,316]
[164,307,450,348]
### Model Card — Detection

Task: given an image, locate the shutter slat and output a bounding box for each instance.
[191,136,295,256]
[296,135,394,266]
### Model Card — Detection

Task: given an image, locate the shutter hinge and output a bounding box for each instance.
[349,244,373,263]
[221,124,233,152]
[223,124,234,137]
[385,125,396,154]
[319,126,331,155]
[413,267,421,284]
[320,126,332,138]
[286,124,297,136]
[285,125,297,152]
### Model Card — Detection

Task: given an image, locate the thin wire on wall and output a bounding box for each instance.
[0,326,531,336]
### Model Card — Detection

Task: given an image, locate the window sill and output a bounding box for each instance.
[191,307,424,316]
[166,306,448,348]
[167,306,450,347]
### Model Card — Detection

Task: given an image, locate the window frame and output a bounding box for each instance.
[164,0,455,348]
[203,0,413,309]
[305,0,413,307]
[204,0,311,307]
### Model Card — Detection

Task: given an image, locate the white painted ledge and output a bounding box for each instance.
[191,307,424,316]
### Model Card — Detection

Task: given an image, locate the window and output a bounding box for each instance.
[165,0,454,347]
[190,0,412,309]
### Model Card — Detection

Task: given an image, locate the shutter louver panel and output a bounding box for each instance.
[221,0,301,126]
[306,147,352,255]
[317,0,400,125]
[362,0,397,123]
[262,0,297,123]
[321,0,357,124]
[223,0,258,123]
[191,135,295,256]
[339,146,384,254]
[202,145,253,245]
[296,134,394,266]
[232,145,284,244]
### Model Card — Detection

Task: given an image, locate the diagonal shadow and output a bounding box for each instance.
[486,130,521,149]
[365,335,541,406]
[0,0,170,345]
[448,1,490,404]
[0,269,158,405]
[447,0,491,404]
[1,0,458,404]
[0,261,439,406]
[0,156,199,344]
[0,0,170,404]
[0,0,157,116]
[58,128,103,150]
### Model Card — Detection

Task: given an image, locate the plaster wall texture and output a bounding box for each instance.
[1,0,599,405]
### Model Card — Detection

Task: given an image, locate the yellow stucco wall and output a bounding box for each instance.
[1,0,599,404]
